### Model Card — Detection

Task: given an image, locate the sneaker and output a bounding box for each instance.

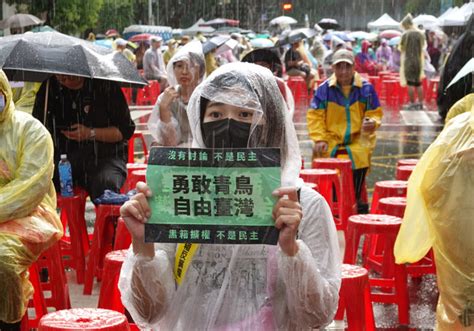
[416,103,425,110]
[404,103,417,110]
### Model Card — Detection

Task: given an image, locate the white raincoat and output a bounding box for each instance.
[119,63,341,330]
[147,41,205,146]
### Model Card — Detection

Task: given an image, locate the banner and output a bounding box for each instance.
[145,147,281,245]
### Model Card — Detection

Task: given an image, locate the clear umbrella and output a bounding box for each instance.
[0,13,43,30]
[269,16,297,26]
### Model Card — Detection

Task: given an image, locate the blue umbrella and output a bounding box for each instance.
[323,32,354,42]
[388,36,400,46]
[94,39,113,49]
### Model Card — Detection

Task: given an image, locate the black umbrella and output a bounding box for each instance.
[202,35,231,54]
[0,31,147,87]
[276,28,318,46]
[318,18,340,30]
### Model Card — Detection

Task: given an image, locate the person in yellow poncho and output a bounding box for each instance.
[0,70,62,329]
[399,13,426,110]
[394,103,474,330]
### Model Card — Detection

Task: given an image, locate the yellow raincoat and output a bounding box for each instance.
[399,14,426,87]
[394,107,474,330]
[0,70,62,323]
[307,72,383,169]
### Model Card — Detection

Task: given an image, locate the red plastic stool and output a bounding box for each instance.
[123,163,147,192]
[395,165,415,181]
[98,250,127,312]
[425,77,440,104]
[312,158,358,230]
[128,169,147,192]
[287,76,309,108]
[370,180,408,214]
[57,188,89,284]
[38,308,130,331]
[114,218,132,250]
[84,204,122,295]
[34,241,71,311]
[300,168,341,205]
[396,158,419,167]
[128,132,148,164]
[378,197,436,276]
[343,214,409,326]
[378,197,407,218]
[334,264,376,331]
[24,263,48,329]
[136,80,160,106]
[382,80,399,107]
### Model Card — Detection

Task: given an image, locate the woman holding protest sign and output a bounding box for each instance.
[147,40,206,147]
[119,63,341,330]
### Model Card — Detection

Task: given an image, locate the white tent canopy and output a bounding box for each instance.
[182,18,215,35]
[439,3,474,26]
[368,13,400,31]
[413,14,439,29]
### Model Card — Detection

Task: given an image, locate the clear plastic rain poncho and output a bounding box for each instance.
[0,69,62,323]
[147,41,205,146]
[394,106,474,330]
[119,63,341,330]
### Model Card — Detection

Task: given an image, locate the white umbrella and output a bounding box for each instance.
[413,14,439,29]
[270,16,297,26]
[0,13,44,30]
[349,31,377,40]
[446,58,474,90]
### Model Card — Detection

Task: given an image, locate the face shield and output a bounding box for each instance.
[188,62,302,186]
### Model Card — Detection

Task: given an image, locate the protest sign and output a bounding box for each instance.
[145,147,280,245]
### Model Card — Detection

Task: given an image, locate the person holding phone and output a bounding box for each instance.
[119,63,341,330]
[307,49,383,213]
[147,41,206,147]
[32,74,135,201]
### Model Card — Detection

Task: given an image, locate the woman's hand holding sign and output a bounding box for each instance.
[272,187,302,257]
[120,182,155,257]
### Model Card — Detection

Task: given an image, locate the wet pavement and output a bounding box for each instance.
[69,102,444,330]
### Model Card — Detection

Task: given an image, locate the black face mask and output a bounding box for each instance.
[201,118,252,148]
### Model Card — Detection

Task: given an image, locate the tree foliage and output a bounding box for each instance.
[5,0,473,34]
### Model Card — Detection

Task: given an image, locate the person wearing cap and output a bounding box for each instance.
[115,38,136,64]
[307,49,383,213]
[163,39,178,66]
[143,36,168,91]
[180,35,191,46]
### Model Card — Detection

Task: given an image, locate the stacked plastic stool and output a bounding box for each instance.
[136,80,160,106]
[379,197,436,276]
[38,308,130,331]
[23,263,48,330]
[395,165,416,181]
[84,204,123,295]
[344,214,410,326]
[98,250,128,312]
[123,163,147,192]
[287,76,309,108]
[57,188,89,284]
[312,158,358,232]
[370,180,408,214]
[334,264,376,331]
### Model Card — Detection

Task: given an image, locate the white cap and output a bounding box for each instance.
[150,35,163,43]
[115,38,128,46]
[60,154,67,159]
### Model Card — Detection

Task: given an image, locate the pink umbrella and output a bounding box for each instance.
[379,29,402,39]
[128,33,154,43]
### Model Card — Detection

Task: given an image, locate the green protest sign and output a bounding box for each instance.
[145,147,280,245]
